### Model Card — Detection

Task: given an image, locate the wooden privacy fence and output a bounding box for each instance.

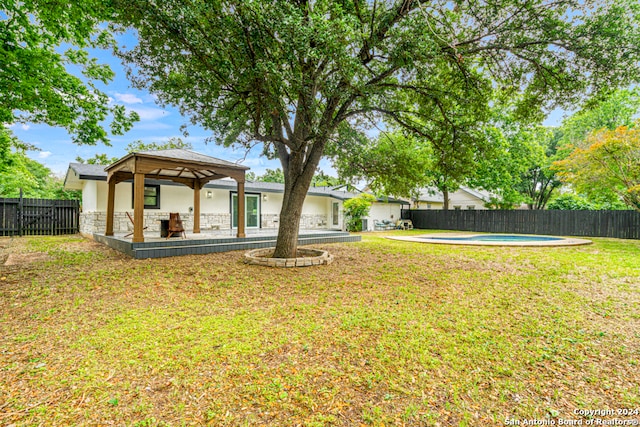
[0,197,80,237]
[401,209,640,240]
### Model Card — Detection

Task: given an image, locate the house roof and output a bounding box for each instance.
[416,189,445,203]
[415,186,493,203]
[460,187,493,202]
[64,162,405,203]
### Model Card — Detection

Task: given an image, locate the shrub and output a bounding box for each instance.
[547,193,596,210]
[343,194,377,231]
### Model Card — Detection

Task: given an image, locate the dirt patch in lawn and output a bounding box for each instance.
[3,252,52,266]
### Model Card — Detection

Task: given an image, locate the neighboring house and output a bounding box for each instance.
[413,187,493,210]
[64,162,405,235]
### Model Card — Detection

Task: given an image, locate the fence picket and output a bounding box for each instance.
[0,198,79,237]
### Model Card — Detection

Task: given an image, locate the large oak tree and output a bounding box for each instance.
[112,0,640,257]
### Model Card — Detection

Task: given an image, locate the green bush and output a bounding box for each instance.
[343,194,377,232]
[547,193,596,210]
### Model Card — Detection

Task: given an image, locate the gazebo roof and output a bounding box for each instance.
[105,149,249,188]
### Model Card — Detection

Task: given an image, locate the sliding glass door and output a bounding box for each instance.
[231,194,260,228]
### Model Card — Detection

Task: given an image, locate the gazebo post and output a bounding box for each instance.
[105,178,116,236]
[193,183,201,234]
[237,180,246,238]
[133,172,145,243]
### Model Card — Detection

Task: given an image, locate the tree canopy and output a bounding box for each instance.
[0,128,80,199]
[1,0,138,144]
[112,0,640,256]
[554,122,640,211]
[558,88,640,149]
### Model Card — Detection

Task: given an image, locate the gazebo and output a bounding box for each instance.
[104,149,249,242]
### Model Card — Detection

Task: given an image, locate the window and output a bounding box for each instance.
[467,205,476,210]
[132,184,160,209]
[453,205,462,210]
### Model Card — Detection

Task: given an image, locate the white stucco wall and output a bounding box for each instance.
[89,181,234,213]
[365,202,403,231]
[80,180,343,233]
[260,193,283,214]
[82,181,99,212]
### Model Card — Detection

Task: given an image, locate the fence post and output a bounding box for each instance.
[18,188,23,237]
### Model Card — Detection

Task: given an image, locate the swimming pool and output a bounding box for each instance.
[387,233,592,247]
[424,234,563,242]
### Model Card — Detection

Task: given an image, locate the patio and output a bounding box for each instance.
[93,228,360,259]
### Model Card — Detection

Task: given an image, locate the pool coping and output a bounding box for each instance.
[386,232,593,247]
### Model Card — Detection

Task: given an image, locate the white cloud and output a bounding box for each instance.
[38,151,52,159]
[129,106,170,121]
[132,122,173,131]
[114,92,143,104]
[21,124,30,131]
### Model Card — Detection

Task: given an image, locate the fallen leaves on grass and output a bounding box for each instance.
[0,234,639,426]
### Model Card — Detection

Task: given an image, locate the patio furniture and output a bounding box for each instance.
[124,212,148,238]
[374,220,396,231]
[396,219,413,230]
[167,212,186,239]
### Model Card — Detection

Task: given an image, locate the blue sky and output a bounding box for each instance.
[9,33,565,177]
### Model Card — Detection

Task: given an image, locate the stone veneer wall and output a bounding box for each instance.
[80,212,232,234]
[261,214,329,230]
[80,212,330,234]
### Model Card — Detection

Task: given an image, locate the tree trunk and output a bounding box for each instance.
[273,184,308,258]
[442,187,450,210]
[272,138,326,258]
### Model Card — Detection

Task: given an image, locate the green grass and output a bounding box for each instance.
[0,232,639,425]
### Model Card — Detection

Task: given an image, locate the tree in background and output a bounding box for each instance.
[550,88,640,208]
[112,0,640,257]
[0,128,80,199]
[75,153,120,165]
[547,193,597,210]
[1,0,138,144]
[331,129,432,201]
[247,168,340,187]
[124,138,192,153]
[558,88,640,149]
[514,128,563,210]
[311,170,341,188]
[249,168,285,184]
[554,123,640,211]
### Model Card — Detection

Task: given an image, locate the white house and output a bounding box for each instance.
[64,160,405,236]
[414,187,493,210]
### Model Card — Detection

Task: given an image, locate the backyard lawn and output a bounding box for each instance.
[1,231,638,426]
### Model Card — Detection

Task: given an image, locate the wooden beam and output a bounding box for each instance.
[162,176,197,189]
[105,178,116,236]
[237,180,246,238]
[133,172,145,243]
[193,183,201,234]
[197,174,230,185]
